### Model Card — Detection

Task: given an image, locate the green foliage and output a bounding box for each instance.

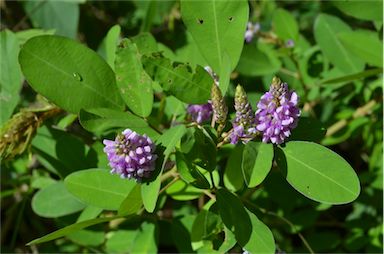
[2,1,382,253]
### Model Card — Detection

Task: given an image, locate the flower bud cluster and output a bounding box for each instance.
[229,85,257,144]
[103,129,157,182]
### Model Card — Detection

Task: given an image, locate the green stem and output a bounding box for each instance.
[209,171,216,189]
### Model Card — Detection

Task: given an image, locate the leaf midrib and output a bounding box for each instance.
[285,151,355,195]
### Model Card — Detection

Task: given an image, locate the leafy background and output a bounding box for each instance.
[1,0,383,253]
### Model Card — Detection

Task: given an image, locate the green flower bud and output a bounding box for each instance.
[211,84,228,125]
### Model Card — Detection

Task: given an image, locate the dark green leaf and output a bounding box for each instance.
[242,141,273,188]
[176,151,211,189]
[289,117,327,142]
[216,188,251,246]
[19,35,125,113]
[224,145,245,191]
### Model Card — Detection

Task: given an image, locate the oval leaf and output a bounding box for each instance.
[276,141,360,204]
[19,35,124,113]
[32,182,86,218]
[64,168,137,210]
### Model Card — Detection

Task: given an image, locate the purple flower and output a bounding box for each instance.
[103,129,157,182]
[245,22,260,43]
[255,77,300,144]
[187,102,213,124]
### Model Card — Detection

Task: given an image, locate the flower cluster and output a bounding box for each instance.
[255,77,300,144]
[245,22,260,43]
[229,85,257,144]
[103,129,157,181]
[187,102,212,124]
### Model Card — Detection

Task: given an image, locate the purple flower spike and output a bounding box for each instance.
[255,77,300,144]
[103,129,157,182]
[187,102,213,124]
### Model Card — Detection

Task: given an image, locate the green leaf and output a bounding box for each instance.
[0,30,23,126]
[64,168,137,210]
[191,209,222,243]
[319,68,383,85]
[242,142,274,188]
[142,54,213,104]
[236,42,281,76]
[105,230,138,253]
[181,127,217,172]
[276,141,360,204]
[172,219,195,253]
[115,39,154,117]
[32,182,86,218]
[118,184,143,215]
[242,209,276,254]
[332,0,383,21]
[216,188,251,246]
[141,125,187,212]
[27,215,123,245]
[166,179,204,201]
[338,30,383,67]
[273,8,299,41]
[130,221,158,254]
[224,145,244,192]
[131,32,158,55]
[176,151,211,189]
[97,24,121,70]
[314,14,365,74]
[23,0,80,39]
[180,0,249,76]
[19,35,124,113]
[79,107,159,139]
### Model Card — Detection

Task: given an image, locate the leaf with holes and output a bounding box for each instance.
[181,0,249,81]
[142,53,213,104]
[115,38,153,117]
